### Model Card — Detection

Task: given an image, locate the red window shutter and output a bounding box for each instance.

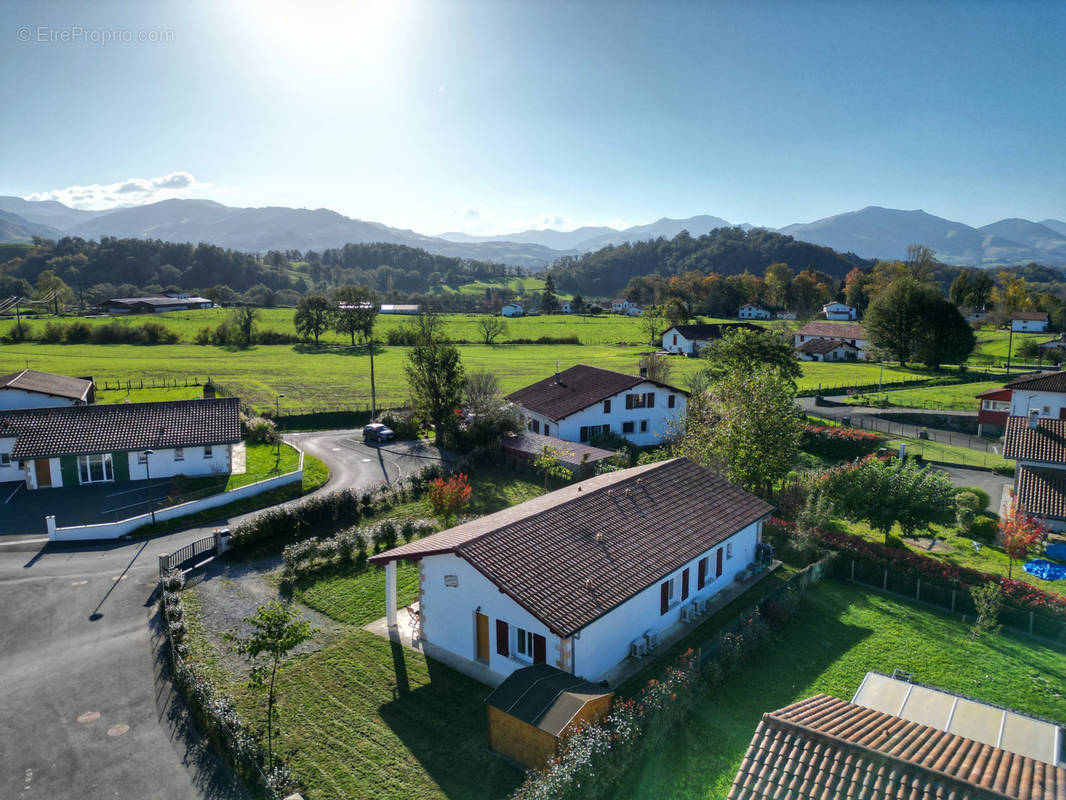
[496,620,509,656]
[533,634,546,664]
[716,547,723,578]
[660,581,670,615]
[697,559,707,590]
[681,568,689,600]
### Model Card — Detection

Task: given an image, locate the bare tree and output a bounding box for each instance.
[638,353,673,384]
[905,243,936,282]
[477,315,507,344]
[463,370,503,416]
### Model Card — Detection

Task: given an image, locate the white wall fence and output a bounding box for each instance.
[48,450,304,542]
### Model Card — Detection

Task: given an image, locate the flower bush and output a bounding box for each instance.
[800,424,883,460]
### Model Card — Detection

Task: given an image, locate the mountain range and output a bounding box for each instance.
[1,195,1065,269]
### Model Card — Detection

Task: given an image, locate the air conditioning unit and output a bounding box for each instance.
[694,597,710,615]
[680,603,697,623]
[629,638,648,658]
[644,629,661,650]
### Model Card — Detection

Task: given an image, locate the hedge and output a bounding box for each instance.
[800,424,883,460]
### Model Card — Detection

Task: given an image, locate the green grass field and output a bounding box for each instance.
[844,379,1007,410]
[623,582,1066,800]
[970,328,1050,365]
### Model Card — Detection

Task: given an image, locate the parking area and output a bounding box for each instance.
[0,478,175,536]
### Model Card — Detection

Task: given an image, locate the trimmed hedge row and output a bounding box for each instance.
[280,518,437,584]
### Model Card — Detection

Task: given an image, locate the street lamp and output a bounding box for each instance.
[143,449,156,524]
[274,394,285,471]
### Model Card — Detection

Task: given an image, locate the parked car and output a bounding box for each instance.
[363,422,396,443]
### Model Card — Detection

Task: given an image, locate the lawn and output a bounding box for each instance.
[843,379,1008,410]
[885,435,1011,471]
[623,581,1066,800]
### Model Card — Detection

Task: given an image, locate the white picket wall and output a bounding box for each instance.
[49,451,304,542]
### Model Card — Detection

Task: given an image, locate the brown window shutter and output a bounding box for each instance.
[660,581,670,614]
[697,559,707,590]
[716,547,723,578]
[668,395,676,409]
[681,568,689,600]
[496,620,509,656]
[626,394,634,410]
[533,634,546,664]
[647,392,655,408]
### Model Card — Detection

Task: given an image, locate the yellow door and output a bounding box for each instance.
[475,612,489,661]
[35,459,52,488]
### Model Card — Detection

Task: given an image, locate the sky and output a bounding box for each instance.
[2,0,1065,236]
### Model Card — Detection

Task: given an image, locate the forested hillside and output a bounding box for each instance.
[549,227,871,296]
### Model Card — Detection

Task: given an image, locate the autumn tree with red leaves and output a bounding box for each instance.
[999,501,1045,579]
[426,472,472,527]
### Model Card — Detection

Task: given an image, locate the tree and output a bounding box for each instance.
[763,262,793,308]
[992,275,1033,313]
[426,472,472,526]
[541,275,560,313]
[864,278,940,365]
[572,294,586,314]
[533,445,574,490]
[405,314,465,446]
[331,285,378,345]
[477,315,507,344]
[998,501,1044,579]
[904,243,936,282]
[913,297,976,369]
[637,352,673,385]
[678,367,803,497]
[461,370,521,446]
[821,456,956,544]
[293,294,331,345]
[699,328,801,387]
[230,601,316,765]
[230,306,259,348]
[968,582,1002,641]
[844,267,871,315]
[639,304,669,346]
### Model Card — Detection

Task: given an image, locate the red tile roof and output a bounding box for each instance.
[728,694,1066,800]
[1012,312,1049,321]
[795,321,867,340]
[370,458,773,636]
[505,364,684,422]
[0,397,241,459]
[0,369,93,403]
[1016,465,1066,520]
[1003,416,1066,464]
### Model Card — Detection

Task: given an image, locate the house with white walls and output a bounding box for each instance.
[738,304,771,320]
[0,397,241,488]
[1003,413,1066,531]
[793,321,869,360]
[369,458,773,683]
[1011,311,1049,332]
[1003,370,1066,419]
[505,364,687,447]
[0,369,95,410]
[822,302,857,321]
[796,339,862,362]
[610,299,636,313]
[502,303,524,317]
[660,322,763,356]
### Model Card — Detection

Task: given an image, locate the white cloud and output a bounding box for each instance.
[24,172,226,210]
[443,207,631,236]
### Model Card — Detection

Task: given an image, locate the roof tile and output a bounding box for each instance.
[1003,416,1066,463]
[795,321,867,340]
[0,369,93,403]
[504,364,684,421]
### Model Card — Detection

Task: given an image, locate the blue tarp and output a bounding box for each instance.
[1023,559,1066,581]
[1046,543,1066,560]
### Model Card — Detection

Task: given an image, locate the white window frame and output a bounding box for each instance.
[726,542,734,559]
[204,446,214,459]
[78,453,114,484]
[514,627,535,662]
[664,576,679,609]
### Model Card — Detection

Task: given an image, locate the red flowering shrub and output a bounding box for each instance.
[800,425,883,460]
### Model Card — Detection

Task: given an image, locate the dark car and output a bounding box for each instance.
[363,422,396,443]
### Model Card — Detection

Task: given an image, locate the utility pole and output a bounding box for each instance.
[1007,325,1014,373]
[369,336,377,419]
[14,298,22,339]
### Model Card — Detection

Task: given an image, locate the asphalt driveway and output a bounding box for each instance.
[0,479,176,536]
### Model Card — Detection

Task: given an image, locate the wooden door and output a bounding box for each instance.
[475,612,489,661]
[34,459,51,488]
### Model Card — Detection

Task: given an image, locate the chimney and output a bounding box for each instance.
[639,366,648,379]
[1029,410,1040,429]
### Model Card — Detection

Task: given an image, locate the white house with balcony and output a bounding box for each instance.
[368,458,772,684]
[1003,370,1066,419]
[822,302,857,321]
[505,364,686,447]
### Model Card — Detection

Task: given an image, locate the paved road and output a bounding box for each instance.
[0,434,447,800]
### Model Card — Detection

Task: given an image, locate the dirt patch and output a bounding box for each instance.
[187,554,347,677]
[905,536,955,553]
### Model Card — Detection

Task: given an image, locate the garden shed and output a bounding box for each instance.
[484,664,613,769]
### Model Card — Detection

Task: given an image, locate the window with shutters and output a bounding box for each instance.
[603,399,611,414]
[697,557,708,589]
[727,542,734,559]
[496,620,509,657]
[646,392,655,408]
[543,425,550,436]
[715,547,723,578]
[668,394,676,409]
[681,568,690,601]
[625,393,647,409]
[515,627,535,661]
[659,577,679,614]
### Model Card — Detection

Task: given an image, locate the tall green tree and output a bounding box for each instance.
[913,297,975,368]
[541,275,560,313]
[230,601,316,765]
[864,277,941,365]
[699,327,801,387]
[331,285,378,345]
[294,294,332,345]
[678,367,803,497]
[406,314,465,446]
[230,306,259,348]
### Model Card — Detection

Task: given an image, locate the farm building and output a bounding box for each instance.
[1011,311,1049,332]
[793,321,869,360]
[0,369,95,410]
[378,304,421,314]
[485,664,613,769]
[737,304,770,320]
[796,338,861,362]
[660,323,762,356]
[106,295,214,314]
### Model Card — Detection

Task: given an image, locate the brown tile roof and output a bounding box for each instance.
[505,364,684,422]
[665,322,763,341]
[370,458,773,636]
[797,338,859,355]
[1012,311,1049,321]
[0,397,241,459]
[728,694,1066,800]
[795,321,867,340]
[1003,416,1066,464]
[1016,465,1066,520]
[1005,370,1066,393]
[500,432,616,467]
[0,369,93,403]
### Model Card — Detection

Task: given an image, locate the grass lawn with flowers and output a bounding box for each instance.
[623,581,1066,800]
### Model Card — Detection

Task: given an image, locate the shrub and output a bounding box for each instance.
[386,326,419,346]
[42,321,65,343]
[64,320,92,343]
[970,514,998,543]
[954,486,990,511]
[800,424,883,460]
[194,326,214,345]
[242,415,279,445]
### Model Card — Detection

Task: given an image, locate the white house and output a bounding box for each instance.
[625,306,643,317]
[660,323,763,356]
[610,299,636,313]
[822,302,857,321]
[502,303,524,317]
[0,397,240,488]
[560,300,572,314]
[1003,370,1066,419]
[0,369,95,410]
[369,458,772,683]
[1012,312,1049,332]
[738,304,771,320]
[796,339,861,362]
[793,321,869,360]
[505,364,687,447]
[378,304,422,315]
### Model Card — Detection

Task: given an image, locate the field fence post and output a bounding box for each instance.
[916,578,920,602]
[850,560,855,581]
[883,569,888,591]
[951,589,956,612]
